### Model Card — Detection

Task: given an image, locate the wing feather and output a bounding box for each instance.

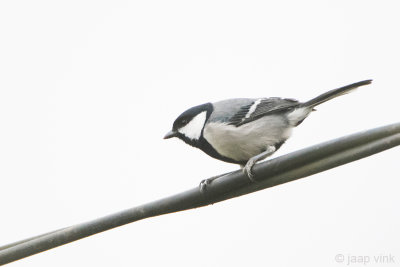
[228,97,300,126]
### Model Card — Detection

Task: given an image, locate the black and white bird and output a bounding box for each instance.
[164,80,372,182]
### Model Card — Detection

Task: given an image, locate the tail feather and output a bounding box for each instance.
[288,79,372,127]
[301,79,372,108]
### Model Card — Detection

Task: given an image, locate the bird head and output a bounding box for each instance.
[164,103,213,147]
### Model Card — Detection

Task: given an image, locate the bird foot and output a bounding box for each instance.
[242,146,276,182]
[199,172,231,193]
[199,178,212,193]
[243,160,256,182]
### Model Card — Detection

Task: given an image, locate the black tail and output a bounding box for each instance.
[301,79,372,108]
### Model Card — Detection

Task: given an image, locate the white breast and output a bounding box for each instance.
[203,115,292,162]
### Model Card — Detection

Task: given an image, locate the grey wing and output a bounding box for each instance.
[228,97,300,126]
[208,98,255,123]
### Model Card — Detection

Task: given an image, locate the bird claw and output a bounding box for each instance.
[199,172,232,193]
[243,161,256,182]
[199,178,212,193]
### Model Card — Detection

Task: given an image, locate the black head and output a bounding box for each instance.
[164,103,213,146]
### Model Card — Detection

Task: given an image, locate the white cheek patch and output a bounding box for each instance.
[178,111,207,140]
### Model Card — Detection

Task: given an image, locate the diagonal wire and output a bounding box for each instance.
[0,122,399,265]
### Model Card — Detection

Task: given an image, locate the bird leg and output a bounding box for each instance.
[199,172,232,193]
[242,145,276,182]
[200,145,276,192]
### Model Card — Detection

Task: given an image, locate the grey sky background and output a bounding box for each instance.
[0,1,399,266]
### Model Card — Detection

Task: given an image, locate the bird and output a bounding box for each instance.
[164,80,372,186]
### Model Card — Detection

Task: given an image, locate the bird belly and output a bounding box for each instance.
[203,115,292,163]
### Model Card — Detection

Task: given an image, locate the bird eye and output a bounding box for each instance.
[181,119,187,124]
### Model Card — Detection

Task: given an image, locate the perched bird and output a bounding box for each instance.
[164,80,372,183]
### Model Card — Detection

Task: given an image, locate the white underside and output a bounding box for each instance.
[287,106,311,125]
[203,115,294,162]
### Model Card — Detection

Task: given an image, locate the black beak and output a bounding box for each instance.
[163,130,178,139]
